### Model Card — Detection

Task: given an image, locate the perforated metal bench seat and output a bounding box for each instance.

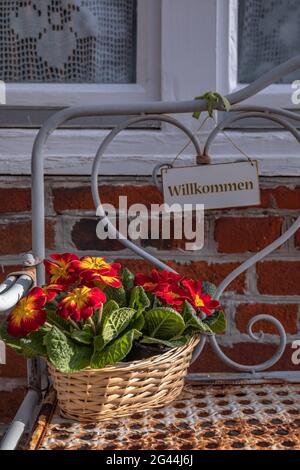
[25,379,300,451]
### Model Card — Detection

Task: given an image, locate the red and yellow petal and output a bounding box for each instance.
[7,287,47,337]
[135,270,183,292]
[57,286,106,321]
[181,279,220,316]
[50,253,79,264]
[43,284,65,302]
[44,253,79,285]
[155,285,187,306]
[151,269,183,284]
[74,256,117,272]
[81,269,122,288]
[134,273,158,291]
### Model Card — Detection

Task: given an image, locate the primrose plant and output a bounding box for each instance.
[0,253,226,373]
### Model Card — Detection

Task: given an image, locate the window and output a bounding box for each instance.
[0,0,299,176]
[220,0,300,107]
[1,0,137,84]
[238,0,300,84]
[2,0,160,106]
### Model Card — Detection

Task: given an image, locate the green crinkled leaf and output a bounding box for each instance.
[102,299,119,317]
[94,300,119,330]
[129,286,150,312]
[140,335,189,349]
[143,307,185,340]
[91,329,140,368]
[128,310,145,332]
[206,309,227,334]
[44,326,91,373]
[19,330,47,358]
[121,267,135,293]
[0,322,47,358]
[182,301,213,335]
[96,307,137,352]
[201,281,217,297]
[145,291,154,306]
[144,292,163,310]
[104,286,127,307]
[0,320,22,353]
[47,310,71,332]
[71,327,94,345]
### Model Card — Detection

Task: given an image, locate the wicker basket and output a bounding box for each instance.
[48,336,199,422]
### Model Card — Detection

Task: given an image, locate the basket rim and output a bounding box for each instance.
[47,334,199,376]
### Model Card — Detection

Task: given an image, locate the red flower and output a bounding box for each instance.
[74,256,120,273]
[7,287,47,337]
[44,253,79,285]
[81,269,122,289]
[57,286,106,322]
[135,270,183,292]
[181,279,220,316]
[154,284,187,308]
[74,256,122,288]
[135,269,219,317]
[43,284,65,302]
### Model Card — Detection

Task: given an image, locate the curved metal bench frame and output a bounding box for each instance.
[1,54,300,449]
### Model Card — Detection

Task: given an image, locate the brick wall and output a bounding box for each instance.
[0,175,299,427]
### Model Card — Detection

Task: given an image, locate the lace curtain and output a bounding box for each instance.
[0,0,137,83]
[238,0,300,83]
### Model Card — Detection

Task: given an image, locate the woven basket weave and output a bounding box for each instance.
[48,336,199,422]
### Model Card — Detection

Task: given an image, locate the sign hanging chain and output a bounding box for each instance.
[170,91,255,167]
[211,115,255,166]
[170,115,210,166]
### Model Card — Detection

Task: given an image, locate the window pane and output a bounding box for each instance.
[0,0,137,83]
[238,0,300,83]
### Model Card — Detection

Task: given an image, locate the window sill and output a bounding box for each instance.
[0,128,299,176]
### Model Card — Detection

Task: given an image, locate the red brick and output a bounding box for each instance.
[235,303,299,335]
[0,220,55,255]
[45,220,56,250]
[0,388,26,423]
[214,217,282,253]
[168,261,246,294]
[140,219,186,251]
[0,188,31,214]
[271,186,300,209]
[140,215,207,251]
[53,185,163,213]
[192,261,246,293]
[0,265,21,283]
[162,261,200,278]
[113,259,153,275]
[0,347,27,378]
[189,342,299,373]
[113,259,246,294]
[71,218,126,251]
[257,261,300,296]
[141,238,186,250]
[113,259,197,278]
[259,188,275,209]
[254,186,300,210]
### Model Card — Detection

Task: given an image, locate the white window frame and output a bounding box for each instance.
[0,0,300,177]
[5,0,161,106]
[218,0,299,108]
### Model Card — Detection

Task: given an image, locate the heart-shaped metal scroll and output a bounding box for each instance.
[90,111,300,371]
[91,114,201,273]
